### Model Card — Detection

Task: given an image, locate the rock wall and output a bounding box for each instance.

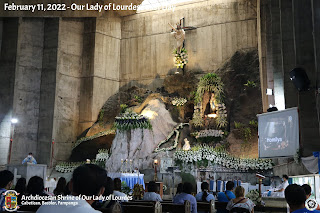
[106,99,176,172]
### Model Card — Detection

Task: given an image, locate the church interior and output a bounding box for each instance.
[1,0,320,212]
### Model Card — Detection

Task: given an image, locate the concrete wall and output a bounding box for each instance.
[79,17,121,134]
[51,18,84,162]
[0,18,19,165]
[11,18,44,164]
[258,0,320,157]
[37,18,59,165]
[120,0,258,90]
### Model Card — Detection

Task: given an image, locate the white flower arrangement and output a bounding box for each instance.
[174,145,273,171]
[96,149,109,162]
[173,48,189,68]
[73,129,115,149]
[246,189,261,204]
[172,97,187,106]
[154,123,189,152]
[194,129,224,138]
[55,162,85,173]
[115,111,152,131]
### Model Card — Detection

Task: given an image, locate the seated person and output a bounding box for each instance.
[22,152,37,164]
[27,176,47,196]
[93,176,115,209]
[226,186,255,213]
[143,181,162,201]
[15,177,27,205]
[301,184,320,210]
[37,164,107,213]
[113,178,128,202]
[195,182,215,202]
[54,177,67,196]
[285,184,320,213]
[217,181,236,213]
[173,182,197,213]
[0,170,14,211]
[217,181,236,202]
[173,183,183,199]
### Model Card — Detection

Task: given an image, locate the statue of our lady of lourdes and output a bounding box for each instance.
[169,22,185,53]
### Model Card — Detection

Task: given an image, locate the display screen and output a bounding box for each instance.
[257,107,299,158]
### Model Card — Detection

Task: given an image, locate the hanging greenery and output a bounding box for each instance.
[173,48,188,68]
[195,73,224,104]
[216,103,228,128]
[191,111,204,127]
[114,111,152,132]
[174,145,273,171]
[193,73,228,128]
[72,129,116,150]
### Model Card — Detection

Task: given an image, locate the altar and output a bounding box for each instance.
[6,164,47,184]
[109,173,145,190]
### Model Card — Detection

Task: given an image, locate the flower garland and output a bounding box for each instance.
[154,123,189,153]
[246,189,261,204]
[72,129,115,150]
[173,48,188,68]
[172,97,187,106]
[96,149,109,162]
[174,145,273,171]
[193,129,224,138]
[114,111,152,131]
[55,161,85,173]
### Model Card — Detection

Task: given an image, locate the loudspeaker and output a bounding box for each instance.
[289,67,310,91]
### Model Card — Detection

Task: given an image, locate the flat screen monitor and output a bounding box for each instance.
[257,107,299,158]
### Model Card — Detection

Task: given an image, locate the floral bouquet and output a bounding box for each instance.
[172,97,187,106]
[173,48,188,68]
[246,189,261,205]
[95,149,109,162]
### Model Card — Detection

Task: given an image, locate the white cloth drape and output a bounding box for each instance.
[301,155,319,174]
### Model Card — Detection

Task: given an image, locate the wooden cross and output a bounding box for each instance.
[169,18,197,74]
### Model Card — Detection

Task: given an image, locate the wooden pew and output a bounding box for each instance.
[197,200,215,213]
[161,200,191,213]
[122,201,162,213]
[125,200,190,213]
[97,202,122,213]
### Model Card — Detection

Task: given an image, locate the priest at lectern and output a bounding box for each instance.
[22,152,37,164]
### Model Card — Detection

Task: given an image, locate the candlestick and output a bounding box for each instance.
[154,159,158,182]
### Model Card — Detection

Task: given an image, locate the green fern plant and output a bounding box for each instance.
[191,111,203,127]
[234,121,244,129]
[244,80,256,88]
[195,73,224,104]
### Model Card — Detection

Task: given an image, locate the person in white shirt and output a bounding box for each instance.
[272,175,289,197]
[113,178,129,202]
[36,164,106,213]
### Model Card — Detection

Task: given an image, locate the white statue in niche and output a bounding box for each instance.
[182,138,191,151]
[169,22,185,53]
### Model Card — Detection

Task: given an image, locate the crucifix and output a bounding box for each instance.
[168,18,197,74]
